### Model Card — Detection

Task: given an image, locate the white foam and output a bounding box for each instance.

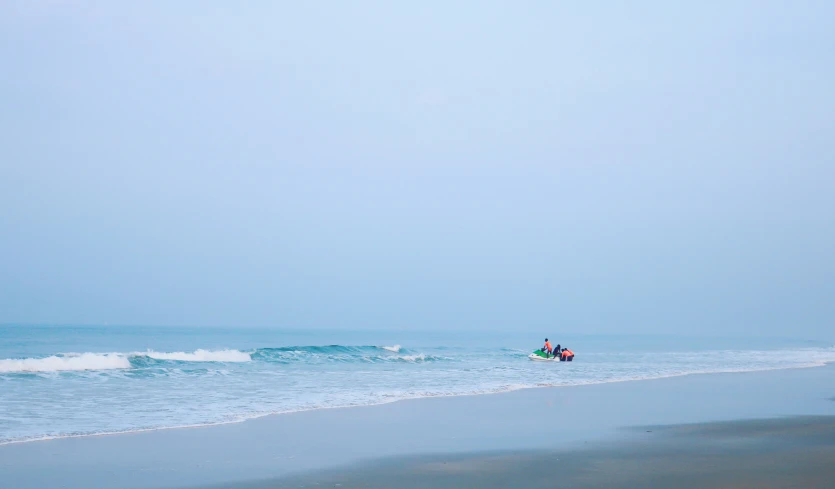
[0,349,252,373]
[0,353,131,373]
[381,345,401,353]
[139,349,251,362]
[397,354,426,361]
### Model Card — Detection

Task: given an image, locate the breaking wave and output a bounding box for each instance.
[0,349,252,373]
[0,353,131,373]
[0,345,441,373]
[140,349,251,363]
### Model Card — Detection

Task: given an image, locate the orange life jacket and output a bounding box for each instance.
[563,349,574,357]
[544,341,551,351]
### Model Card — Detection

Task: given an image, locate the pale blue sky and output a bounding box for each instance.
[1,1,833,337]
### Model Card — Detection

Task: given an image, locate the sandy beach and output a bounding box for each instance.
[260,416,835,489]
[2,364,833,489]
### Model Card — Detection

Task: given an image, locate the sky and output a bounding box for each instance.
[1,1,833,338]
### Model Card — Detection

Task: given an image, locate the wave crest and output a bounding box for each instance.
[0,353,131,373]
[138,349,251,363]
[0,345,429,373]
[0,349,253,373]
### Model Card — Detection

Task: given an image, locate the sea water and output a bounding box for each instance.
[1,325,833,445]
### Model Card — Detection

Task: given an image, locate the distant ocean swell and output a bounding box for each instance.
[0,345,438,373]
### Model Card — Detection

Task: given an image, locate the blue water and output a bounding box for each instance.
[1,325,833,445]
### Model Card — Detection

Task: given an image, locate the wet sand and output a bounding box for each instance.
[233,416,835,489]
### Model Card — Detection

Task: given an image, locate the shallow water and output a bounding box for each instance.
[1,325,833,444]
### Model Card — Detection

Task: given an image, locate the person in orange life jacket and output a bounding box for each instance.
[561,348,574,361]
[541,338,552,357]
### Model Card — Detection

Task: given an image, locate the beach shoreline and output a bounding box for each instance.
[2,364,834,488]
[3,358,833,448]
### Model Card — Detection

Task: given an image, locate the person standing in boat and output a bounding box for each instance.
[542,338,552,357]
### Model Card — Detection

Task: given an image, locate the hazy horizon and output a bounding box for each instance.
[2,1,833,338]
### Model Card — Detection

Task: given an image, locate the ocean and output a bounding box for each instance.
[1,325,833,445]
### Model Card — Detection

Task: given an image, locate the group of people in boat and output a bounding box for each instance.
[541,338,574,361]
